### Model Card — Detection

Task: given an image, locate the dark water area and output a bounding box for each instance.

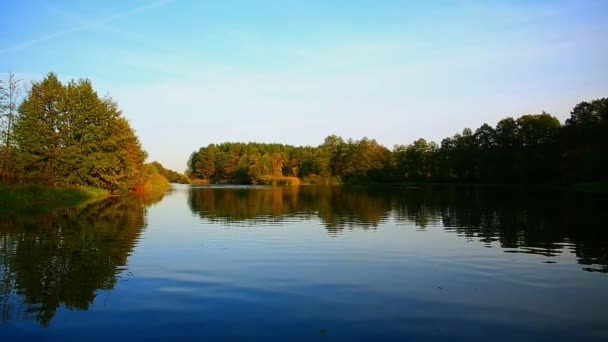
[1,185,607,340]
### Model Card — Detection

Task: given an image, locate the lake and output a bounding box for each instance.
[1,184,607,340]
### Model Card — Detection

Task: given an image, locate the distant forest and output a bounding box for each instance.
[187,97,607,185]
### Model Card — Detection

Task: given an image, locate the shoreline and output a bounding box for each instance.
[0,180,171,214]
[185,179,608,194]
[0,184,108,214]
[2,178,604,214]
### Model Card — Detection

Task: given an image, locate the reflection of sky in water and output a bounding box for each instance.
[1,185,607,340]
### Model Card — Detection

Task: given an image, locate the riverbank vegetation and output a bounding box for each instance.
[0,72,173,206]
[147,161,190,184]
[187,97,607,187]
[0,183,107,214]
[3,72,605,192]
[133,169,171,194]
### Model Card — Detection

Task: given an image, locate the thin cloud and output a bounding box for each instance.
[0,0,173,55]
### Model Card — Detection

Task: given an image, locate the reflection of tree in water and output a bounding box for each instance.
[188,185,608,273]
[188,187,307,225]
[396,186,608,272]
[309,186,391,234]
[0,193,164,326]
[187,186,391,231]
[434,186,608,273]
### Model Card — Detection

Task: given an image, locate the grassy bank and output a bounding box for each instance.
[0,172,172,217]
[0,184,109,214]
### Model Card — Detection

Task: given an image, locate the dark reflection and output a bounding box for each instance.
[188,185,608,273]
[187,186,392,232]
[0,192,164,326]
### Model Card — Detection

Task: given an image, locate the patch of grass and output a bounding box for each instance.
[301,175,342,185]
[79,185,111,197]
[0,183,108,214]
[258,175,301,186]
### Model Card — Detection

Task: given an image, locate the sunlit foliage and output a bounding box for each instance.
[187,98,607,185]
[8,73,149,191]
[147,161,189,184]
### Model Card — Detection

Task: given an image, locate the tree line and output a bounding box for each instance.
[187,97,607,185]
[3,71,604,188]
[0,72,179,192]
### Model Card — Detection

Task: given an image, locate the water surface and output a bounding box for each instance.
[1,185,607,340]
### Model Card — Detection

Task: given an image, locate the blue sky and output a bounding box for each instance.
[1,0,607,171]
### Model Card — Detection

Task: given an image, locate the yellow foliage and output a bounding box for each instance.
[133,173,170,194]
[190,178,210,185]
[258,175,300,186]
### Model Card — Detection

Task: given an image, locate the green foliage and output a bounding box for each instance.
[3,71,605,188]
[187,142,297,184]
[394,138,437,181]
[11,73,147,191]
[186,137,391,185]
[187,97,607,186]
[0,183,108,214]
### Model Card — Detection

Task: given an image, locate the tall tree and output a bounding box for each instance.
[562,98,608,182]
[0,72,21,173]
[13,73,65,182]
[516,113,561,182]
[195,144,218,180]
[13,73,147,190]
[494,117,520,182]
[474,123,497,182]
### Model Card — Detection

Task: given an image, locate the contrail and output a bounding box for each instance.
[0,0,174,55]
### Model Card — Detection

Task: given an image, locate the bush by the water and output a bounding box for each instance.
[133,173,171,194]
[257,175,301,186]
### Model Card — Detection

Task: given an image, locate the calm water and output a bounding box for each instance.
[1,185,607,340]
